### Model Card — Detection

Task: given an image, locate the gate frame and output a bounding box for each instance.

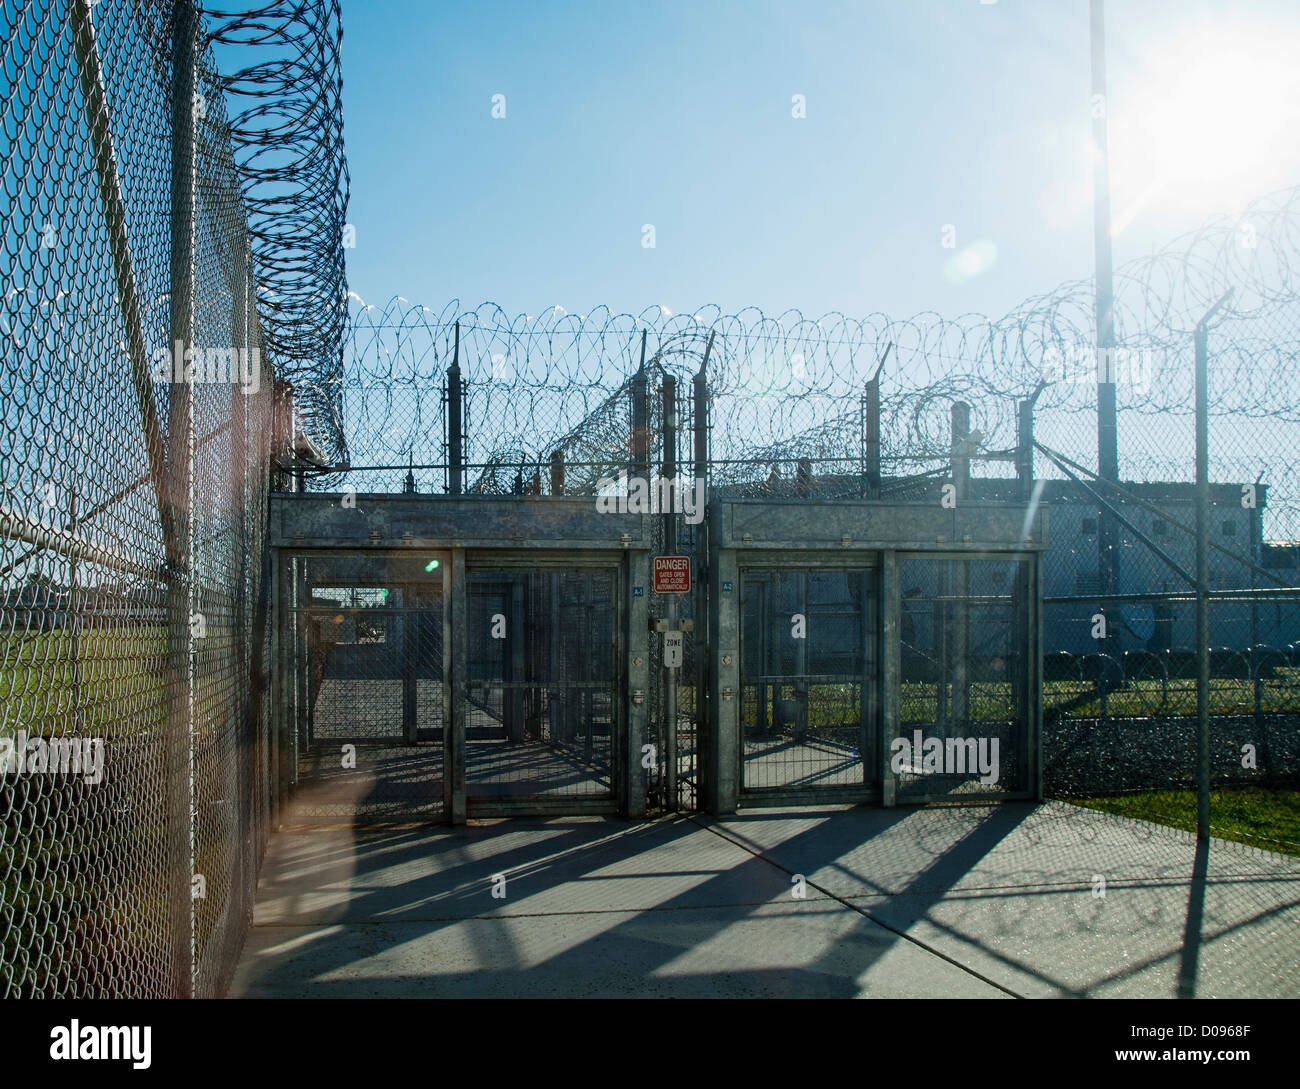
[269,492,651,823]
[705,496,1049,815]
[275,547,453,818]
[460,550,630,819]
[732,554,884,808]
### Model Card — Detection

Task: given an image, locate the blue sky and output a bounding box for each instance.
[337,0,1300,322]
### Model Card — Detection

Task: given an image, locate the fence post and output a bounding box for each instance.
[693,334,711,493]
[881,551,900,806]
[950,401,971,498]
[231,234,253,920]
[864,380,881,499]
[1017,384,1046,502]
[1091,0,1122,660]
[1015,388,1042,793]
[796,456,811,497]
[246,291,273,863]
[550,449,565,495]
[692,336,711,810]
[863,345,890,499]
[1194,291,1233,841]
[949,403,971,730]
[662,376,678,808]
[663,376,677,532]
[632,331,649,479]
[447,322,463,495]
[166,0,197,1000]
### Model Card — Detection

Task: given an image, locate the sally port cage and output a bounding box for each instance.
[268,484,1046,825]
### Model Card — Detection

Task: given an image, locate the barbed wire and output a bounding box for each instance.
[202,0,349,463]
[324,183,1300,532]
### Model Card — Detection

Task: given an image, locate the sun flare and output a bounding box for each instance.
[1108,23,1300,230]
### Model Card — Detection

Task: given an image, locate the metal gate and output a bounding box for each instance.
[896,556,1032,800]
[287,552,448,824]
[463,565,619,808]
[738,562,880,801]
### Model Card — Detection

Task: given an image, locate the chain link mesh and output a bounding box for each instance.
[313,187,1300,845]
[5,0,1297,1001]
[2,0,343,998]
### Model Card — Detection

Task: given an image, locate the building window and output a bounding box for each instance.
[1222,519,1236,537]
[1081,517,1097,536]
[1153,518,1168,536]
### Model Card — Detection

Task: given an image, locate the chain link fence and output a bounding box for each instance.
[2,0,345,998]
[313,186,1300,848]
[1036,300,1300,854]
[6,0,1295,1000]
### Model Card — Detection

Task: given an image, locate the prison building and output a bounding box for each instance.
[954,478,1283,654]
[717,470,1289,652]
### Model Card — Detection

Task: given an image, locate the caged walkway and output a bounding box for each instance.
[233,799,1300,999]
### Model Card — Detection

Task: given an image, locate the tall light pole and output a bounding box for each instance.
[1091,0,1121,643]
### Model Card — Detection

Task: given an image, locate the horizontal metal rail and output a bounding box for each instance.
[0,506,159,580]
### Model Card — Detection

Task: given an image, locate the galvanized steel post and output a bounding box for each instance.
[1195,291,1232,840]
[166,0,197,999]
[447,322,463,495]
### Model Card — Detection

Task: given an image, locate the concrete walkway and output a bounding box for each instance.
[231,802,1300,998]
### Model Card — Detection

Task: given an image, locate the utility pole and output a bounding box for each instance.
[1091,0,1121,649]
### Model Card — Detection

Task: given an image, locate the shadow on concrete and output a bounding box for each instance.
[235,728,1300,1001]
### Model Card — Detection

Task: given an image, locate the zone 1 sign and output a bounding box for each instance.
[663,630,683,669]
[653,555,690,593]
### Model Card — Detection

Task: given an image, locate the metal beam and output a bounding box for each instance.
[1036,442,1195,587]
[624,548,649,818]
[69,0,173,548]
[708,536,740,814]
[1195,291,1233,841]
[881,551,900,806]
[1035,439,1288,587]
[165,0,197,1002]
[0,506,158,580]
[448,548,467,822]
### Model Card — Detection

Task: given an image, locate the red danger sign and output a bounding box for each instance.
[653,555,691,593]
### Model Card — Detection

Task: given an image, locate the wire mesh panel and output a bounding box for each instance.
[288,559,445,825]
[0,0,341,998]
[1043,594,1300,853]
[306,598,402,740]
[739,566,879,794]
[897,557,1031,800]
[463,566,617,803]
